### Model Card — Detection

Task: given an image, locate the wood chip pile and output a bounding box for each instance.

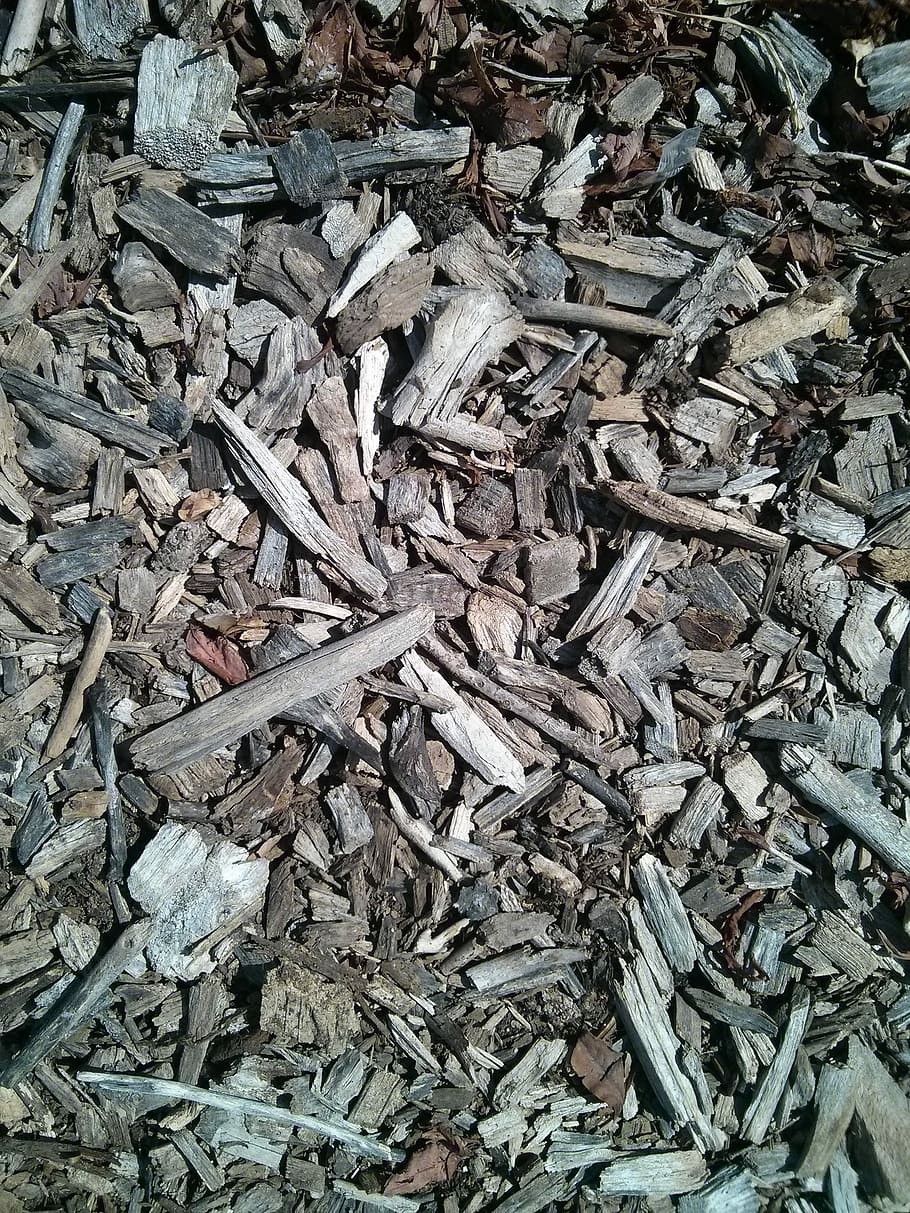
[1,0,910,1209]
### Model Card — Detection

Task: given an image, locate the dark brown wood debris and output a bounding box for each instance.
[0,1,909,1210]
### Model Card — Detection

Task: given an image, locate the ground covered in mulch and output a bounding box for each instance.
[1,0,910,1210]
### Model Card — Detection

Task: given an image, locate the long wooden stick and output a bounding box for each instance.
[128,606,434,772]
[43,608,112,760]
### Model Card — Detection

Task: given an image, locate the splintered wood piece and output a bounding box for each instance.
[0,921,152,1087]
[604,480,786,552]
[780,744,910,874]
[599,1152,707,1198]
[129,606,433,772]
[306,377,368,503]
[133,36,237,169]
[214,403,387,599]
[861,39,910,113]
[633,854,698,973]
[390,291,523,428]
[71,0,149,58]
[387,787,463,882]
[76,1071,402,1164]
[514,297,673,339]
[614,954,723,1152]
[722,278,852,367]
[43,608,112,760]
[325,784,374,854]
[567,527,662,641]
[117,188,241,279]
[399,651,525,792]
[327,213,421,318]
[128,822,269,980]
[632,240,749,391]
[741,989,812,1144]
[796,1062,858,1182]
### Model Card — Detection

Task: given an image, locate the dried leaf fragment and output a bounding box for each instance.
[185,624,249,686]
[384,1127,461,1195]
[570,1032,626,1112]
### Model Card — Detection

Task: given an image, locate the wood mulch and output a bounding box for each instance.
[0,0,909,1209]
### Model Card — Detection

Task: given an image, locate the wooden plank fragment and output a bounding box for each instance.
[117,189,241,279]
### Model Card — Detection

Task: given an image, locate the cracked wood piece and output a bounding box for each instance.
[71,0,149,58]
[420,632,605,765]
[77,1071,402,1164]
[604,479,786,552]
[333,126,471,181]
[614,953,723,1151]
[722,278,852,367]
[780,744,910,874]
[390,291,523,428]
[599,1152,707,1197]
[214,403,387,600]
[0,367,168,458]
[134,35,237,170]
[307,377,368,503]
[117,188,241,279]
[514,296,673,339]
[327,213,421,318]
[43,608,112,760]
[0,921,152,1087]
[849,1036,910,1209]
[128,606,433,772]
[797,1063,858,1183]
[741,988,812,1143]
[632,240,748,391]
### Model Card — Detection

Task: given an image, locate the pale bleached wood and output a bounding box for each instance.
[327,212,421,318]
[129,606,433,772]
[399,651,525,793]
[134,35,237,170]
[76,1070,402,1164]
[390,291,522,428]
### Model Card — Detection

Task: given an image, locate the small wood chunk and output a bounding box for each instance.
[0,563,62,631]
[272,130,346,204]
[334,254,433,354]
[385,472,431,525]
[134,35,238,170]
[117,188,241,279]
[524,537,581,605]
[306,377,368,504]
[607,75,664,127]
[457,477,515,538]
[325,784,374,854]
[112,241,180,311]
